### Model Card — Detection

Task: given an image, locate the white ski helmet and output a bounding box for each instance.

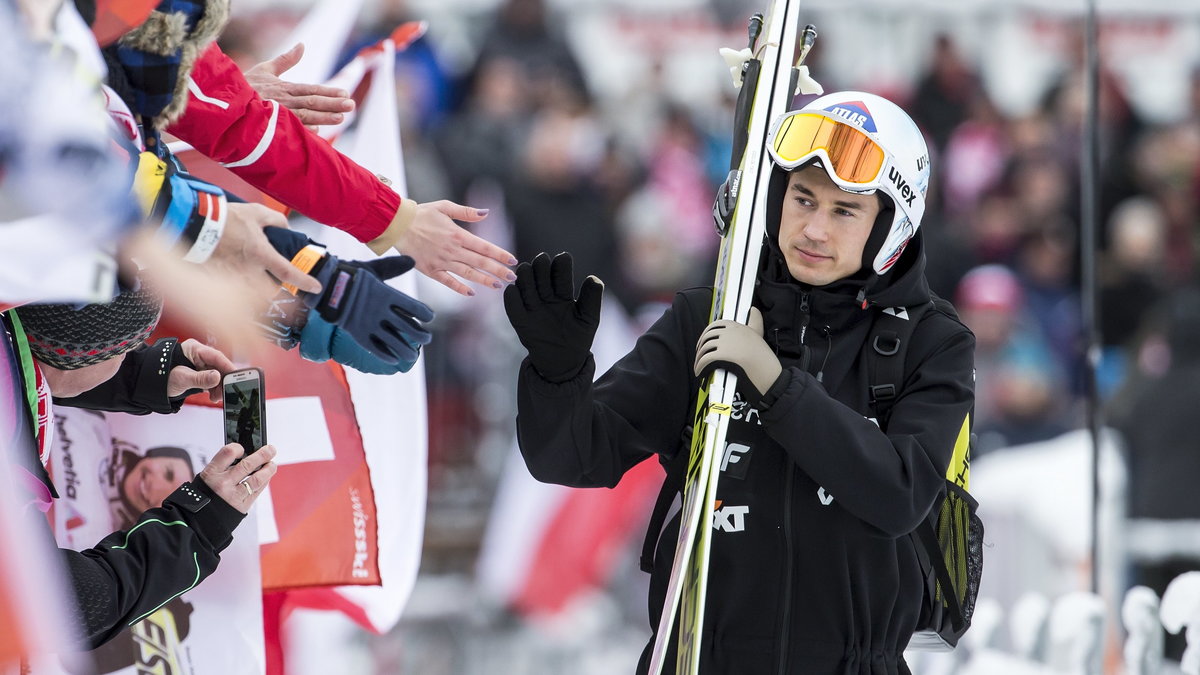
[766,91,931,276]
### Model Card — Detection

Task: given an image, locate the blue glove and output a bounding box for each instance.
[309,255,434,366]
[298,314,417,374]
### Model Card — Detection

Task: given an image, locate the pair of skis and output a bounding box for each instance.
[647,2,819,674]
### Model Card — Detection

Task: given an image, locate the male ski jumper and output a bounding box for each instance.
[506,92,975,674]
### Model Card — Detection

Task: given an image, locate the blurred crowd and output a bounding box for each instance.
[7,0,1200,668]
[221,0,1200,583]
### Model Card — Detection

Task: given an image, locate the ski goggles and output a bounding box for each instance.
[767,111,887,186]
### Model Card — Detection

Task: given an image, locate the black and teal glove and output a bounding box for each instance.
[261,226,433,371]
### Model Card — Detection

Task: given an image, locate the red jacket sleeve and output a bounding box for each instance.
[167,43,400,243]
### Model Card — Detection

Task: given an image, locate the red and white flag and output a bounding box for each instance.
[282,28,430,637]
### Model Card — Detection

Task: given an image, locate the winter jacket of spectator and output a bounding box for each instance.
[1,315,244,649]
[167,43,405,246]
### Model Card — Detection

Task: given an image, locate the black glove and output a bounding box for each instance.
[503,252,603,383]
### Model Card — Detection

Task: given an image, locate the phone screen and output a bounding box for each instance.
[223,369,266,454]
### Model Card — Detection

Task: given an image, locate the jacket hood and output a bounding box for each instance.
[112,0,230,128]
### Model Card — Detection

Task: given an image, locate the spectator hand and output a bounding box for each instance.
[298,314,416,375]
[211,203,322,297]
[167,338,237,401]
[310,254,434,366]
[394,200,517,297]
[243,43,355,130]
[694,307,782,400]
[198,443,278,515]
[257,226,432,368]
[503,252,602,383]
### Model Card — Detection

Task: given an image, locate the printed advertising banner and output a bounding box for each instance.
[46,406,264,675]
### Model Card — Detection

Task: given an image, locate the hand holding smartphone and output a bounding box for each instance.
[222,368,266,460]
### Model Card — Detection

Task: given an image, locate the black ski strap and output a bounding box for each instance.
[866,303,924,426]
[871,295,969,632]
[640,427,692,574]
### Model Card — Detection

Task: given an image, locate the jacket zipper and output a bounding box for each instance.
[779,466,795,674]
[776,290,807,672]
[798,291,811,344]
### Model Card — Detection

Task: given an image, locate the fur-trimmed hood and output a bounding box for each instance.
[115,0,229,128]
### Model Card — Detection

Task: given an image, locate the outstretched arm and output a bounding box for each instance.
[170,43,515,296]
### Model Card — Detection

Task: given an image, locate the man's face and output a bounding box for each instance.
[777,165,882,286]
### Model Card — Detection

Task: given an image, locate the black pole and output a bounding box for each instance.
[1081,0,1103,598]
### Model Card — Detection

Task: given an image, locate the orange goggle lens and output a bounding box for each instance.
[770,113,886,184]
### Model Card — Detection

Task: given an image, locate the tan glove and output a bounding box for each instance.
[694,307,783,400]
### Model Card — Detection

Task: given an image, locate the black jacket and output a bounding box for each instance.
[0,317,244,650]
[515,235,975,674]
[56,477,244,648]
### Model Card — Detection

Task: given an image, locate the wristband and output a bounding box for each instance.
[157,175,195,246]
[281,244,326,295]
[182,191,228,263]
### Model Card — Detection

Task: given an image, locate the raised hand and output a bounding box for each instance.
[391,200,516,296]
[167,338,238,401]
[243,43,355,130]
[503,252,603,383]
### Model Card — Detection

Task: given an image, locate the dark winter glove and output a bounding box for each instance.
[308,255,433,366]
[261,226,433,367]
[298,314,416,374]
[694,307,782,401]
[503,252,603,383]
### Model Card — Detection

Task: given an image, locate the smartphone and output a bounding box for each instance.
[222,368,266,458]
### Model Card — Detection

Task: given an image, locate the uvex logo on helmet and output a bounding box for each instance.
[887,166,918,207]
[823,101,878,133]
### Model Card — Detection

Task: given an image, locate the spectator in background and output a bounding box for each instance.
[967,189,1026,267]
[342,0,453,133]
[642,107,718,270]
[437,57,530,202]
[1008,151,1075,229]
[955,264,1065,454]
[1130,123,1200,282]
[1016,223,1082,391]
[474,0,589,110]
[940,91,1009,221]
[1117,285,1200,661]
[505,107,632,311]
[1100,197,1169,352]
[911,34,980,154]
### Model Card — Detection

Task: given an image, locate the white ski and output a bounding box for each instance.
[646,2,808,673]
